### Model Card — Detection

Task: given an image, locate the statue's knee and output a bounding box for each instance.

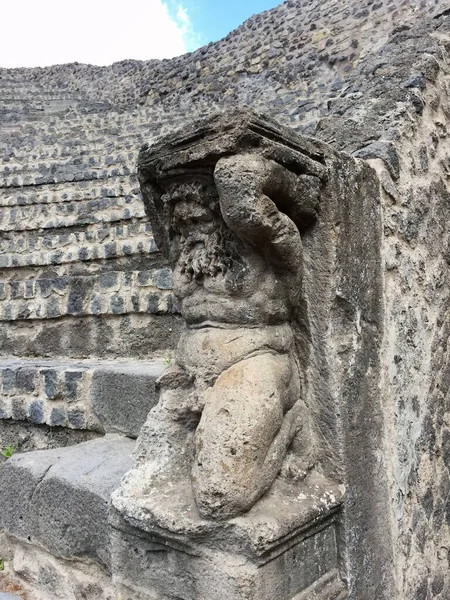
[192,472,251,520]
[192,438,260,519]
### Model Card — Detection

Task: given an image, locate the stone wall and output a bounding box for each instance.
[0,0,444,129]
[314,9,450,599]
[377,57,450,600]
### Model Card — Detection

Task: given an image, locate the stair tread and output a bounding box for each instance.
[0,435,135,567]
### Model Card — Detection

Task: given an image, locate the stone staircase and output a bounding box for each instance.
[0,356,166,597]
[0,354,167,598]
[0,62,180,600]
[0,357,164,436]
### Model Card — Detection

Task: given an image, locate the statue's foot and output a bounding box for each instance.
[280,451,314,482]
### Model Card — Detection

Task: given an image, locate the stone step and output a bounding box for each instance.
[0,151,135,179]
[0,221,155,269]
[0,267,176,323]
[0,107,185,152]
[0,194,145,234]
[0,162,135,188]
[0,109,163,145]
[1,135,145,164]
[0,358,166,438]
[0,435,135,570]
[0,175,139,207]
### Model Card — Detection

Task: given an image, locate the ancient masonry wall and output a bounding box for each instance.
[1,0,450,598]
[378,54,450,600]
[315,12,450,599]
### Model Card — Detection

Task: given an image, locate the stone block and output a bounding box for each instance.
[110,474,346,600]
[0,435,135,569]
[49,406,67,427]
[2,368,16,394]
[112,522,345,600]
[99,271,119,291]
[28,400,45,424]
[0,357,170,433]
[63,370,84,401]
[15,368,36,393]
[0,397,11,419]
[3,532,115,600]
[90,362,165,438]
[67,408,86,429]
[353,141,400,180]
[42,368,59,399]
[11,398,27,421]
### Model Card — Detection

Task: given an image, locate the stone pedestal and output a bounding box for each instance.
[110,473,346,600]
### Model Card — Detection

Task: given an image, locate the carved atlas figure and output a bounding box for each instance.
[116,110,323,523]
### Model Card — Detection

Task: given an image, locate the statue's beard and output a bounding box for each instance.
[179,227,237,280]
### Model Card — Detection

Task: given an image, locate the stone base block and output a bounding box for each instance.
[111,474,347,600]
[111,520,345,600]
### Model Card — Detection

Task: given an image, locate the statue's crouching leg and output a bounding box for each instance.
[133,364,200,481]
[112,364,203,527]
[192,352,302,520]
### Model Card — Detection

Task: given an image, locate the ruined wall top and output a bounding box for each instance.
[0,0,447,136]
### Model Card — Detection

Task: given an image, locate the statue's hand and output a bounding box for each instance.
[214,153,320,237]
[156,363,193,391]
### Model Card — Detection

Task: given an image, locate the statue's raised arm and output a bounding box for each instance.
[214,154,308,279]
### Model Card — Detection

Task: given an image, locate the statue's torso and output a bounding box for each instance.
[176,322,296,384]
[173,238,300,327]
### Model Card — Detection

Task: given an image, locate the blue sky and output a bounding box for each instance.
[168,0,282,51]
[0,0,283,68]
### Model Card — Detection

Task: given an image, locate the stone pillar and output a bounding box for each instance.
[110,109,389,600]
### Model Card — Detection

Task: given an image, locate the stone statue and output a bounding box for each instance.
[115,110,323,524]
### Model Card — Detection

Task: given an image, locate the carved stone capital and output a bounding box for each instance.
[138,108,326,259]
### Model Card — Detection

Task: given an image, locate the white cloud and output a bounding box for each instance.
[174,2,204,51]
[0,0,193,68]
[176,4,190,30]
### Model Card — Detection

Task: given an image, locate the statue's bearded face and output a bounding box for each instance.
[172,199,217,240]
[169,181,238,281]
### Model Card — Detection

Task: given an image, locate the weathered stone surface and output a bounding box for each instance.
[111,473,344,600]
[1,536,115,600]
[0,435,134,567]
[0,314,182,360]
[115,110,329,528]
[0,420,100,462]
[1,1,450,599]
[91,362,164,437]
[112,108,391,600]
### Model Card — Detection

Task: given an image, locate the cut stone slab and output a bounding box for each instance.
[0,358,166,437]
[0,435,135,569]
